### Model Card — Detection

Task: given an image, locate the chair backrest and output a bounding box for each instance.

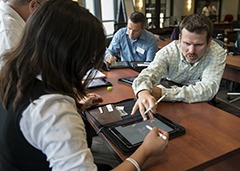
[114,22,127,34]
[224,14,234,22]
[106,36,113,47]
[170,27,180,40]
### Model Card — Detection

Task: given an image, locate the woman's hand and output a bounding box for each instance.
[142,127,169,157]
[78,93,103,110]
[112,127,169,171]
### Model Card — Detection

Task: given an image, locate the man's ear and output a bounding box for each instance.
[29,0,38,13]
[207,38,212,46]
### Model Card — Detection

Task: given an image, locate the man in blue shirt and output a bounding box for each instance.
[105,11,158,64]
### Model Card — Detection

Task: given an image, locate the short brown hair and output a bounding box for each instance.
[179,14,213,40]
[129,11,146,28]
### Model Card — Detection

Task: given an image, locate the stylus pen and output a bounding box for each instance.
[146,125,167,140]
[144,94,166,115]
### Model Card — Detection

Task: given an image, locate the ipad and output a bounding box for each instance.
[109,61,131,69]
[86,78,112,89]
[109,116,176,148]
[118,76,137,86]
[131,61,150,68]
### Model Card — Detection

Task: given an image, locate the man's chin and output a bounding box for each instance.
[186,57,198,63]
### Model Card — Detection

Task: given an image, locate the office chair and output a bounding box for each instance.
[114,22,127,34]
[106,36,113,47]
[223,14,234,23]
[170,27,180,40]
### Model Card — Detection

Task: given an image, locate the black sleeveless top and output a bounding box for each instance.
[0,79,51,171]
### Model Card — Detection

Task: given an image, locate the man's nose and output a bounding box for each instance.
[188,45,196,53]
[129,30,133,36]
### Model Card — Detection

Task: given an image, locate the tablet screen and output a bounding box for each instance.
[87,78,111,88]
[113,118,174,146]
[110,61,130,68]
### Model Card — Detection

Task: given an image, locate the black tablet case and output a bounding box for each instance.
[109,61,150,69]
[118,77,184,88]
[86,98,185,154]
[118,76,136,86]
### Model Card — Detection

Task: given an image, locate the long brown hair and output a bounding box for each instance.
[0,0,106,110]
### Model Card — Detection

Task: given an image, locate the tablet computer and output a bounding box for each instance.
[86,78,112,89]
[118,76,137,86]
[108,114,185,149]
[109,61,131,69]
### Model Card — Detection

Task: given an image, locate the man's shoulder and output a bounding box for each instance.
[0,2,25,28]
[114,27,127,35]
[156,40,180,56]
[144,29,156,37]
[205,40,226,60]
[163,40,179,49]
[210,40,225,51]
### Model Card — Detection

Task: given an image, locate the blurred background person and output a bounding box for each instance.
[0,0,45,68]
[105,11,158,65]
[202,1,217,22]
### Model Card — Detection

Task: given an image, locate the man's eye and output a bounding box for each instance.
[195,44,204,47]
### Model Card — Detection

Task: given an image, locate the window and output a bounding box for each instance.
[101,0,115,36]
[85,0,95,15]
[84,0,116,37]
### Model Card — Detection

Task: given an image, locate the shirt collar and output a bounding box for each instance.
[0,1,25,27]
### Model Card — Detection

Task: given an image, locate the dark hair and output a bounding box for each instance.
[179,14,213,40]
[129,11,146,28]
[0,0,106,109]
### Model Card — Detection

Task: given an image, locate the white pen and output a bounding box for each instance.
[144,94,166,115]
[146,125,167,140]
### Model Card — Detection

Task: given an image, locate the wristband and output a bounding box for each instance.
[126,157,141,171]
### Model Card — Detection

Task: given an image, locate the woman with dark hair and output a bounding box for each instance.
[0,0,168,170]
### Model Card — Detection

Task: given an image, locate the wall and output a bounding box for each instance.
[172,0,240,22]
[221,0,239,21]
[133,0,240,22]
[173,0,185,21]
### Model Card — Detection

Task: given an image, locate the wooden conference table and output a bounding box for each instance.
[87,68,240,171]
